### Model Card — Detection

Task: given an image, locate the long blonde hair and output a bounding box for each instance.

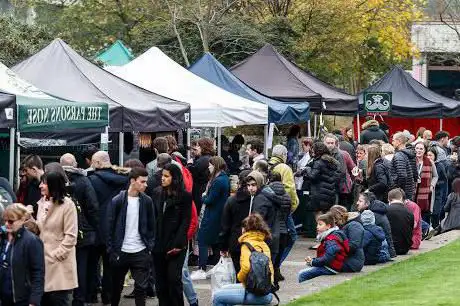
[367,145,382,177]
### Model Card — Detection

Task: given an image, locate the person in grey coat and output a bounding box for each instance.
[441,178,460,233]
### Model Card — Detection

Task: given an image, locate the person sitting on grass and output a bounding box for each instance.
[361,210,390,265]
[298,213,349,283]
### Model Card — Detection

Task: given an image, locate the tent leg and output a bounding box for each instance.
[16,132,20,190]
[119,132,124,166]
[187,128,191,160]
[314,114,317,138]
[440,118,443,131]
[217,127,222,157]
[307,120,311,137]
[9,128,15,185]
[357,113,361,141]
[264,124,269,157]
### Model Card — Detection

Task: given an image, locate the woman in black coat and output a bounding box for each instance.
[153,163,192,306]
[366,145,393,202]
[0,203,44,306]
[302,142,340,213]
[188,138,214,213]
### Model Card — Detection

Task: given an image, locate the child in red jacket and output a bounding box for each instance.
[298,213,349,283]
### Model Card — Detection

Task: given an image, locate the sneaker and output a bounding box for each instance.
[425,226,440,240]
[190,269,207,281]
[123,290,135,299]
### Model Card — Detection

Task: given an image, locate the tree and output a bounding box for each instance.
[439,0,460,40]
[0,15,51,66]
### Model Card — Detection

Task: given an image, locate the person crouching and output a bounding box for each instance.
[298,213,349,283]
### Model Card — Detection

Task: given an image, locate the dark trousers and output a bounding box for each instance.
[87,244,112,304]
[0,298,30,306]
[111,250,150,306]
[153,249,186,306]
[339,193,353,211]
[73,246,91,306]
[42,290,72,306]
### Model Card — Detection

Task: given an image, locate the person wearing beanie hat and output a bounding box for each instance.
[361,210,390,265]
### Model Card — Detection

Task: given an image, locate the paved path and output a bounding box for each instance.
[100,230,460,305]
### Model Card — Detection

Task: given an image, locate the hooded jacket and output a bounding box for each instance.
[88,167,129,244]
[360,120,388,144]
[313,227,349,273]
[262,182,291,235]
[219,188,252,254]
[303,154,340,212]
[391,148,417,201]
[341,212,365,272]
[368,199,397,257]
[63,166,99,247]
[363,224,386,265]
[368,158,393,202]
[248,171,275,230]
[268,155,299,212]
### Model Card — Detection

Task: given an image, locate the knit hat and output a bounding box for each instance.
[361,210,375,225]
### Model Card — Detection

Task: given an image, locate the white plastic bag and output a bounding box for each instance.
[210,256,236,291]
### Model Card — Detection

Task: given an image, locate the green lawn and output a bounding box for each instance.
[288,240,460,306]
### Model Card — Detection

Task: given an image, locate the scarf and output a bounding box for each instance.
[316,226,339,242]
[416,156,432,212]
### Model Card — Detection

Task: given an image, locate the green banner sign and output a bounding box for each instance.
[17,97,109,132]
[364,92,392,115]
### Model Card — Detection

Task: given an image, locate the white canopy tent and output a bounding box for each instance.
[106,47,268,128]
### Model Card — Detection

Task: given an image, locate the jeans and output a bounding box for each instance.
[421,219,430,234]
[298,266,335,283]
[212,283,273,306]
[182,248,198,305]
[111,250,150,306]
[41,290,72,306]
[73,246,91,306]
[280,214,297,264]
[153,249,187,306]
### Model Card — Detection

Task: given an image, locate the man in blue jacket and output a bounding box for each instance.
[107,167,155,306]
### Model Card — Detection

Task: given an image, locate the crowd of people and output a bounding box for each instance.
[1,121,460,306]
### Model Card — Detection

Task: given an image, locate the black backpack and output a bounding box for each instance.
[242,242,273,296]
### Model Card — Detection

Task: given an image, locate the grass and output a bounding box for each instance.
[288,239,460,306]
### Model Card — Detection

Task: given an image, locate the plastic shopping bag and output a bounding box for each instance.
[210,256,236,291]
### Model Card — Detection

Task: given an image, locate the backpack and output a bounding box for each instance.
[242,242,273,296]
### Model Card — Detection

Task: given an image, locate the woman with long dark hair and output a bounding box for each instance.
[37,169,78,306]
[153,163,192,306]
[414,142,438,223]
[191,156,230,280]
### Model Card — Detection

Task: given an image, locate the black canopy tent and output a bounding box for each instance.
[357,66,460,137]
[13,38,191,133]
[231,44,357,115]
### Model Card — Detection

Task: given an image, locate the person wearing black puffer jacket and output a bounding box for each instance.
[391,132,417,201]
[219,170,252,274]
[302,142,340,214]
[262,173,291,289]
[356,192,397,258]
[60,154,100,306]
[366,145,393,202]
[360,120,388,144]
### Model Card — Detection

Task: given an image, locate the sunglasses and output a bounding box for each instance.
[3,220,16,225]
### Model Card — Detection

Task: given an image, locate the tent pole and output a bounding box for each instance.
[9,128,15,185]
[440,118,443,131]
[119,132,124,166]
[357,113,361,141]
[217,127,222,157]
[187,128,191,160]
[314,114,317,138]
[307,120,311,137]
[16,132,20,191]
[264,124,269,157]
